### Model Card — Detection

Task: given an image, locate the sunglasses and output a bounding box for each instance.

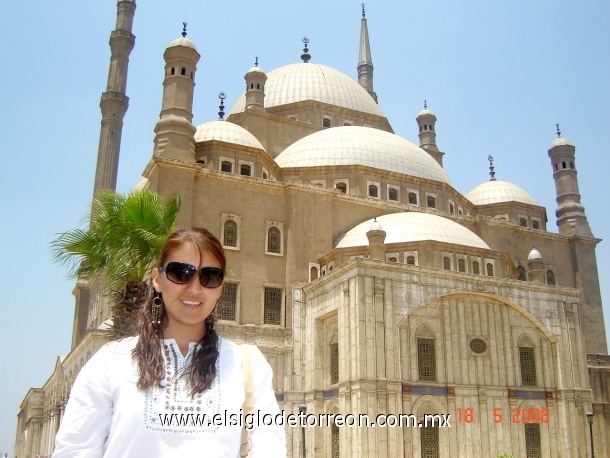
[160,262,224,288]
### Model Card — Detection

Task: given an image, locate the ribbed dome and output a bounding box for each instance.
[195,121,266,151]
[466,180,537,206]
[229,63,384,117]
[167,37,197,50]
[335,212,490,249]
[275,126,453,185]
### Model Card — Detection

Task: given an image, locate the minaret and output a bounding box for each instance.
[548,124,592,237]
[416,101,444,166]
[244,57,267,112]
[357,4,377,103]
[366,218,387,260]
[92,0,136,195]
[153,23,200,163]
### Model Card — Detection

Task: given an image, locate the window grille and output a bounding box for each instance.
[331,423,340,458]
[525,423,541,458]
[389,188,398,201]
[240,164,252,176]
[268,227,281,253]
[520,347,537,386]
[458,259,465,272]
[368,185,378,198]
[417,338,436,381]
[330,342,339,384]
[546,270,556,285]
[264,288,282,325]
[224,221,237,247]
[420,425,439,458]
[443,257,451,270]
[486,263,494,276]
[408,193,418,205]
[406,255,416,265]
[217,283,237,321]
[472,261,480,275]
[221,161,232,173]
[336,183,347,193]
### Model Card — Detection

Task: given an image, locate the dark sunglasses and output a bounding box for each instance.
[160,262,224,288]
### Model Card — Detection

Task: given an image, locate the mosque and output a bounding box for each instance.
[14,1,610,457]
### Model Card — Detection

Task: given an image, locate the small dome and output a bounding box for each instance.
[550,137,573,148]
[368,219,384,233]
[275,126,453,185]
[167,37,197,51]
[528,248,542,260]
[246,65,266,74]
[230,63,384,117]
[335,212,490,249]
[466,180,537,206]
[195,121,266,151]
[417,108,436,118]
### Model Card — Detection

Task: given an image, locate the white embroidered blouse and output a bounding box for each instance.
[53,337,286,457]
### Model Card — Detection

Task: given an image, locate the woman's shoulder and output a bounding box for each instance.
[219,337,270,368]
[97,336,138,357]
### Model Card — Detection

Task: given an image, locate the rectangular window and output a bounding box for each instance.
[217,283,237,321]
[417,338,436,381]
[330,342,339,385]
[520,347,537,386]
[525,423,541,458]
[420,425,439,458]
[264,288,282,325]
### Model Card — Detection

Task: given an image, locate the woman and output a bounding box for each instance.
[53,227,286,457]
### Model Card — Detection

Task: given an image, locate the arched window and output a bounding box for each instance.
[519,218,527,227]
[267,227,281,253]
[406,255,416,265]
[310,266,319,281]
[443,257,451,270]
[388,188,398,201]
[336,182,347,193]
[458,259,465,272]
[449,203,455,214]
[427,196,436,208]
[181,67,186,76]
[330,342,339,385]
[486,263,494,276]
[517,265,527,281]
[170,67,175,75]
[519,345,537,386]
[532,220,540,229]
[388,256,398,263]
[223,220,237,247]
[368,185,378,198]
[221,161,233,173]
[323,118,331,128]
[562,161,566,169]
[262,171,268,179]
[546,270,556,285]
[417,338,436,381]
[256,83,260,89]
[472,261,480,275]
[240,164,252,176]
[408,192,418,205]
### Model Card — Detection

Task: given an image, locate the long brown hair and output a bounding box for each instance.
[132,227,226,393]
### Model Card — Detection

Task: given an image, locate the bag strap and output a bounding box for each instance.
[239,344,254,457]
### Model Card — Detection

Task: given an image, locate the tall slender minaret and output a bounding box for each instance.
[416,101,444,167]
[358,4,377,103]
[548,124,592,237]
[92,0,136,195]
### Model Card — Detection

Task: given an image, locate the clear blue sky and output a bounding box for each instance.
[1,0,608,454]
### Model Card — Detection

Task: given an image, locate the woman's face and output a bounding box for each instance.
[151,242,223,339]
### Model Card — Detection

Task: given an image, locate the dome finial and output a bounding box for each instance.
[556,123,561,138]
[424,100,427,109]
[182,22,187,38]
[301,36,311,63]
[362,3,366,18]
[218,92,226,120]
[488,155,496,181]
[255,56,258,67]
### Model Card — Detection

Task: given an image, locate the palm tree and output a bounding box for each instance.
[51,189,182,336]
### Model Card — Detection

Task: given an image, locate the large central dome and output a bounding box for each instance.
[274,126,453,185]
[229,63,384,117]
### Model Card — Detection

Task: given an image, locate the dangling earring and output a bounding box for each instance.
[152,292,164,329]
